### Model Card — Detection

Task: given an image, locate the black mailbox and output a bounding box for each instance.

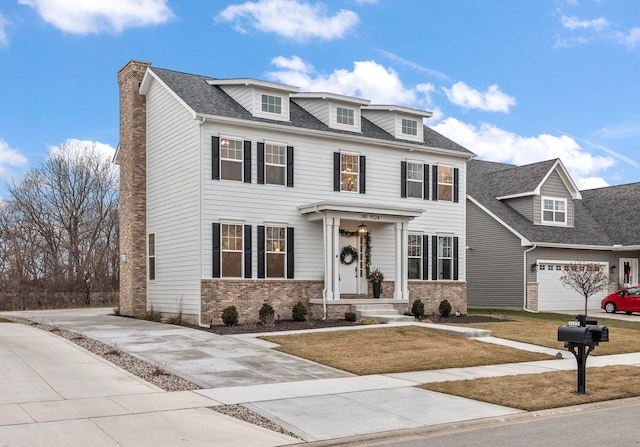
[558,326,593,344]
[589,326,609,343]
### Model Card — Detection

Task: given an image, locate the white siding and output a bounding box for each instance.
[201,121,467,283]
[253,88,290,122]
[219,85,253,112]
[146,79,202,316]
[292,98,329,125]
[362,110,395,135]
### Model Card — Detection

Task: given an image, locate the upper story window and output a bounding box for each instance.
[437,166,453,201]
[542,197,566,224]
[261,94,282,114]
[220,138,243,181]
[336,106,355,125]
[221,223,243,278]
[407,162,423,199]
[265,144,286,185]
[408,234,422,280]
[402,118,418,136]
[148,233,155,281]
[266,226,286,278]
[340,153,359,192]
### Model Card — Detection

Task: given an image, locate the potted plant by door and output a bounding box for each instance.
[368,268,384,298]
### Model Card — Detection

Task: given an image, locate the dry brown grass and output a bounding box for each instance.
[462,310,640,356]
[422,365,640,411]
[262,326,551,375]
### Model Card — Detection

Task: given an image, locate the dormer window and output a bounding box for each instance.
[261,94,282,114]
[542,197,567,225]
[402,118,418,136]
[336,106,355,125]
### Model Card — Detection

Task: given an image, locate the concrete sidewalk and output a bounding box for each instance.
[4,307,640,443]
[0,320,298,446]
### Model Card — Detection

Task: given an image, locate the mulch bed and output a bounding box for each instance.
[195,315,509,336]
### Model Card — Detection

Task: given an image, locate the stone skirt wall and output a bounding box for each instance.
[408,281,467,316]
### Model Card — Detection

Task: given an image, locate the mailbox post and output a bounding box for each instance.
[557,314,609,394]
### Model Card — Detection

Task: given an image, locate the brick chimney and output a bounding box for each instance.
[117,60,150,317]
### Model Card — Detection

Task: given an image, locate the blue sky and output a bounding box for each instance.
[1,0,639,199]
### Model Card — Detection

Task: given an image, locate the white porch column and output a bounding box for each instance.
[332,218,341,300]
[394,223,403,299]
[401,223,409,300]
[323,216,333,301]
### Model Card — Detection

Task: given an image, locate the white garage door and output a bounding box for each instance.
[537,262,608,311]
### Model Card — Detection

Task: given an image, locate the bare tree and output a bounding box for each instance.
[0,141,119,306]
[560,262,610,316]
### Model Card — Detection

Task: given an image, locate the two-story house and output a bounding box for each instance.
[467,158,640,312]
[116,60,474,325]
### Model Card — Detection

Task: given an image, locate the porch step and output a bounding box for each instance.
[352,303,415,323]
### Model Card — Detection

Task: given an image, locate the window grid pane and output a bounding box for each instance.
[265,144,286,185]
[340,153,359,192]
[337,107,355,125]
[437,166,453,201]
[402,118,418,136]
[220,138,243,181]
[261,94,282,114]
[438,236,453,280]
[407,162,423,198]
[266,226,286,278]
[221,224,243,278]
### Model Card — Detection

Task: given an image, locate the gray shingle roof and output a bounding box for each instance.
[150,67,473,156]
[468,159,640,246]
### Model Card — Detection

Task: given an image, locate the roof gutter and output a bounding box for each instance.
[523,244,537,313]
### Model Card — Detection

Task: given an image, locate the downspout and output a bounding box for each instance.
[523,244,537,313]
[197,115,209,328]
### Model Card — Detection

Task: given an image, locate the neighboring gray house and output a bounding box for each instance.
[116,60,474,325]
[467,158,640,312]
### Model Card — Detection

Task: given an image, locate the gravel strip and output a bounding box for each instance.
[3,316,302,439]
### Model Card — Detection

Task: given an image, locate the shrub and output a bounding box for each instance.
[221,306,239,326]
[291,301,308,321]
[439,299,452,318]
[411,299,425,319]
[144,306,162,322]
[344,312,357,322]
[259,303,275,325]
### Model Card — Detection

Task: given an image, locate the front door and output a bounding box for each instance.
[620,258,638,287]
[339,235,359,294]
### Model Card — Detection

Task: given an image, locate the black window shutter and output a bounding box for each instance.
[400,161,407,198]
[244,225,252,278]
[424,164,430,200]
[243,141,251,183]
[257,226,265,279]
[286,227,294,279]
[422,235,429,280]
[432,165,438,201]
[453,236,459,280]
[212,136,220,180]
[333,152,340,191]
[431,235,437,280]
[359,155,366,194]
[257,142,265,185]
[453,168,460,203]
[212,223,221,278]
[287,146,294,187]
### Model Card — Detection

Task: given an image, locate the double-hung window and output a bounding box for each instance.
[266,226,286,278]
[402,118,418,136]
[437,236,453,280]
[340,153,359,192]
[407,162,423,198]
[265,144,286,185]
[220,138,243,181]
[261,94,282,114]
[148,233,155,281]
[408,234,422,280]
[221,224,243,278]
[542,197,566,224]
[437,166,453,201]
[336,106,355,125]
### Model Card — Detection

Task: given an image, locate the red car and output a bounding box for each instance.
[601,286,640,314]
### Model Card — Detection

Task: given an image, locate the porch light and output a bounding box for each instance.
[357,223,368,234]
[610,265,617,274]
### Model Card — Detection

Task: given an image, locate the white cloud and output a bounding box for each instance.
[268,56,430,107]
[18,0,174,34]
[48,139,116,165]
[561,15,609,31]
[0,139,28,178]
[0,14,8,46]
[217,0,359,42]
[432,118,615,188]
[619,27,640,49]
[375,48,450,81]
[442,81,516,113]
